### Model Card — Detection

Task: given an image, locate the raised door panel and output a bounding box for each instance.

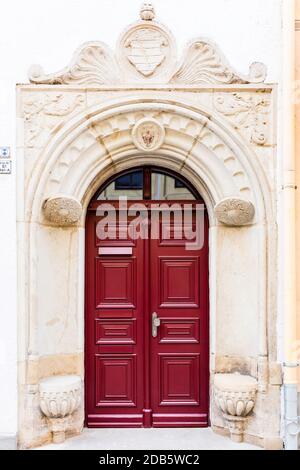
[159,257,199,308]
[95,258,136,309]
[95,319,136,345]
[95,355,137,407]
[159,354,200,406]
[158,318,200,344]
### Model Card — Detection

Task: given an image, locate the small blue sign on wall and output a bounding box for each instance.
[0,147,10,158]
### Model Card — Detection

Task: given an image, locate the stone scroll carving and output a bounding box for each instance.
[214,373,258,443]
[214,198,255,226]
[43,195,82,226]
[39,375,81,444]
[28,3,267,86]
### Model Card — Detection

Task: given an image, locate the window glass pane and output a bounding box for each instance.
[151,172,195,200]
[97,169,196,200]
[115,172,143,190]
[98,171,143,200]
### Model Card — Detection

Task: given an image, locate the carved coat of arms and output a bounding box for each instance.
[132,118,165,152]
[125,29,168,77]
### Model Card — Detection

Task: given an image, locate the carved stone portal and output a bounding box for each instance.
[214,373,258,443]
[16,1,279,451]
[214,198,255,226]
[39,375,81,444]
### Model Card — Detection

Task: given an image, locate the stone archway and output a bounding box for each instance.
[17,4,281,449]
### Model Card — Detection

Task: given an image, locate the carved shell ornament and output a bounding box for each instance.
[214,198,255,226]
[28,3,267,86]
[132,118,165,152]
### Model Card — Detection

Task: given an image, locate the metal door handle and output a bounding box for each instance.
[152,312,161,338]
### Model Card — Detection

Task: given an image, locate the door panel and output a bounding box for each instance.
[85,209,144,427]
[150,206,209,427]
[158,318,200,344]
[96,258,136,308]
[95,319,137,345]
[158,354,200,406]
[95,354,137,407]
[159,257,200,307]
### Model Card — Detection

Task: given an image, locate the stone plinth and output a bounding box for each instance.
[214,373,258,443]
[39,375,81,444]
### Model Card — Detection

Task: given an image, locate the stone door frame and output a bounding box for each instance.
[16,90,280,448]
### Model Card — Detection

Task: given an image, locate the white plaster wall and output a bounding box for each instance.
[0,0,283,439]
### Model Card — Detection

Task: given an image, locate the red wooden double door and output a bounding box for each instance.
[85,200,209,428]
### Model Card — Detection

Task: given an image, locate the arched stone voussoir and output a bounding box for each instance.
[55,137,243,228]
[30,98,270,227]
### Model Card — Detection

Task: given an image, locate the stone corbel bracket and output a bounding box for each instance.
[43,195,82,227]
[214,373,258,443]
[214,198,255,227]
[39,375,81,444]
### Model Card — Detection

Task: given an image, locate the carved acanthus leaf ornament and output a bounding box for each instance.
[23,93,85,147]
[214,92,270,145]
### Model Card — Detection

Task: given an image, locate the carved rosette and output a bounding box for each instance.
[214,198,255,226]
[132,118,165,152]
[39,375,81,444]
[43,195,82,226]
[214,374,258,443]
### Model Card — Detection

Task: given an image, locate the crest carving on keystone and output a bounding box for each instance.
[132,118,165,152]
[28,3,267,86]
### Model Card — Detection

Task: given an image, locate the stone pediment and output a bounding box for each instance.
[28,3,267,86]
